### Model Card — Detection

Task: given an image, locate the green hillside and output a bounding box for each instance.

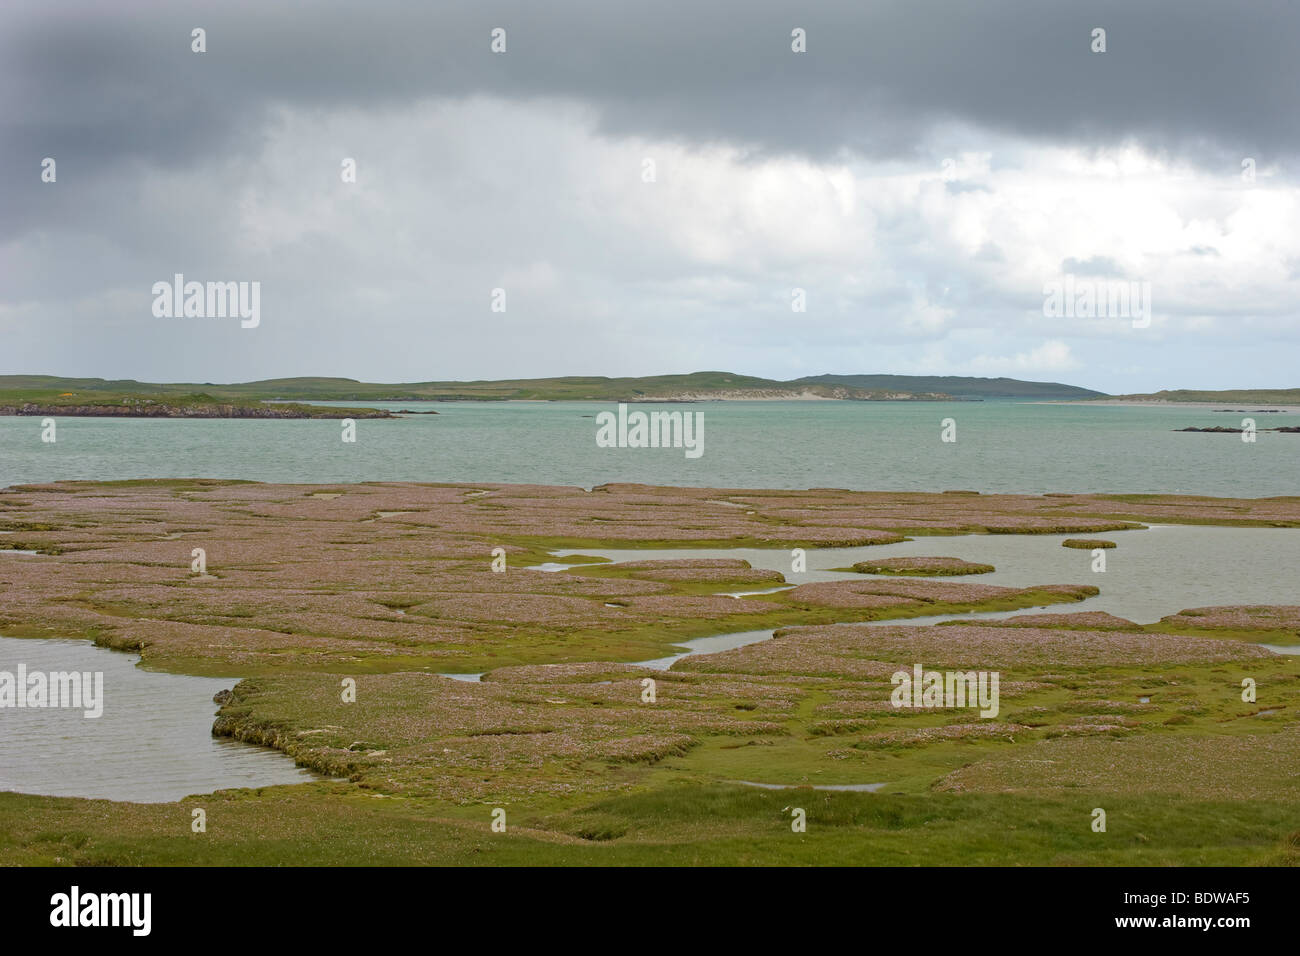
[1103,388,1300,404]
[795,374,1106,400]
[0,372,944,404]
[0,371,1110,404]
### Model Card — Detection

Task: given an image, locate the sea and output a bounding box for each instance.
[1,400,1296,496]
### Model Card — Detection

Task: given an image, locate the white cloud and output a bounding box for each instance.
[5,96,1300,391]
[966,340,1079,375]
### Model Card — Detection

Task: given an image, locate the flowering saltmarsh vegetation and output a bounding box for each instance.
[0,480,1297,866]
[849,557,996,576]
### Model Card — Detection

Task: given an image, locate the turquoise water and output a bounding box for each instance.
[1,401,1297,496]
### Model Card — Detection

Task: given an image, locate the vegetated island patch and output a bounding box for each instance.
[0,398,393,419]
[777,579,1096,613]
[1160,605,1300,631]
[1062,538,1116,549]
[938,611,1140,630]
[1151,605,1300,645]
[599,558,786,586]
[847,556,995,576]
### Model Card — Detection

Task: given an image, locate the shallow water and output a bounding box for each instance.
[561,524,1300,627]
[576,524,1300,668]
[720,586,797,598]
[0,637,318,803]
[637,628,777,670]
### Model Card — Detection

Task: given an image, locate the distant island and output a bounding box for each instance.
[0,371,1113,417]
[1093,388,1300,405]
[0,371,955,406]
[3,374,1294,418]
[0,386,393,420]
[793,374,1105,401]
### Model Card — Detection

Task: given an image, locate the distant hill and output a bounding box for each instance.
[794,374,1106,400]
[0,372,955,405]
[1101,388,1300,404]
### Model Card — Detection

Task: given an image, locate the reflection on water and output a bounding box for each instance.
[0,637,317,803]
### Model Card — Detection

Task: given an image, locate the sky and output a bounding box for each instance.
[2,0,1298,393]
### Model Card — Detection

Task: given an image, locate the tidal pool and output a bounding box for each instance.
[568,525,1300,669]
[559,525,1300,627]
[0,636,318,803]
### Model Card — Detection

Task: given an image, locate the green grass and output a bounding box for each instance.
[0,786,1294,866]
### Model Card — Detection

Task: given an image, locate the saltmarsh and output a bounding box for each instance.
[1,480,1298,865]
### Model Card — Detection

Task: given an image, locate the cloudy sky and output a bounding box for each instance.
[3,0,1298,392]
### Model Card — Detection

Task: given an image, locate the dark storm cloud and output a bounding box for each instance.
[3,0,1297,189]
[3,0,1298,393]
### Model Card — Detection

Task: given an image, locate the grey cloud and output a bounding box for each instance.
[2,0,1298,392]
[4,0,1297,188]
